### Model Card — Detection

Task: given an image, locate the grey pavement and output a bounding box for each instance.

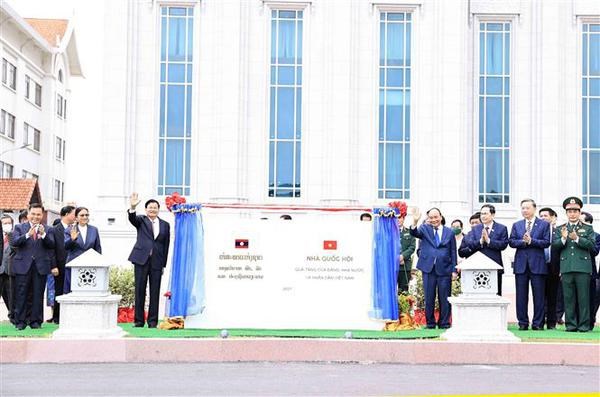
[1,362,599,396]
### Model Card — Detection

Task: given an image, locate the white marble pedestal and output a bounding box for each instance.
[441,295,520,342]
[440,252,520,343]
[53,294,126,339]
[53,250,125,339]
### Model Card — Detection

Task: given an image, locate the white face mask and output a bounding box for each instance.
[2,224,12,234]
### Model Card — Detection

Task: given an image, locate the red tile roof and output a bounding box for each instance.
[24,18,68,47]
[0,179,42,211]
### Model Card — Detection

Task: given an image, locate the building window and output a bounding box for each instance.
[2,58,16,90]
[157,6,194,196]
[25,75,31,99]
[268,9,303,198]
[583,23,600,204]
[22,170,38,179]
[53,179,64,202]
[55,136,66,161]
[23,122,41,152]
[378,12,411,199]
[24,75,41,106]
[0,161,13,178]
[56,93,66,118]
[0,109,16,139]
[58,69,63,83]
[478,22,511,203]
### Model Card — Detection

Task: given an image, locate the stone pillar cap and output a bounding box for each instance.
[457,251,503,271]
[65,249,110,268]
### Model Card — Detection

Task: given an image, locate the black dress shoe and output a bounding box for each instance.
[578,329,589,333]
[439,325,451,329]
[425,325,436,329]
[15,324,26,331]
[531,326,543,331]
[547,324,556,330]
[30,323,41,329]
[133,323,144,328]
[147,323,157,329]
[518,325,528,331]
[565,328,577,332]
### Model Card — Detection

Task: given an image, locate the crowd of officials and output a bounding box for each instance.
[395,197,600,332]
[1,195,598,333]
[0,193,169,331]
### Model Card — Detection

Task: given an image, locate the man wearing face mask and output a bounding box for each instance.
[450,220,465,266]
[1,215,15,323]
[10,203,57,330]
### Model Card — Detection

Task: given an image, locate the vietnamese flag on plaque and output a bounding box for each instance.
[323,240,337,250]
[235,239,249,249]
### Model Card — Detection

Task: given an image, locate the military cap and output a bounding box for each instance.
[562,196,583,210]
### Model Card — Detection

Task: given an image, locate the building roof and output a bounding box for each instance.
[0,179,42,211]
[24,18,69,47]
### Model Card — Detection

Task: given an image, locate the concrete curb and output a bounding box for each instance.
[1,338,598,366]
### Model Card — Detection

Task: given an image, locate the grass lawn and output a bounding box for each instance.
[1,321,598,342]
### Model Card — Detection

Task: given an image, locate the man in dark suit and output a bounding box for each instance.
[579,211,599,330]
[459,204,509,295]
[410,207,457,329]
[509,198,551,331]
[397,214,416,293]
[128,192,171,328]
[50,205,75,324]
[10,203,57,330]
[538,207,561,329]
[552,197,595,332]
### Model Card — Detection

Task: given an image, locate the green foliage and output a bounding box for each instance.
[109,266,135,307]
[410,271,462,311]
[397,292,416,314]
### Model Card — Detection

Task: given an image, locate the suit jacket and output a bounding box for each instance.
[399,226,416,269]
[591,232,600,279]
[546,225,562,275]
[64,224,102,262]
[53,223,68,267]
[551,221,595,274]
[127,211,170,270]
[460,222,509,271]
[10,222,56,275]
[410,224,457,276]
[509,217,551,275]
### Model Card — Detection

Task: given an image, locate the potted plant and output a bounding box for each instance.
[411,271,461,326]
[109,266,135,323]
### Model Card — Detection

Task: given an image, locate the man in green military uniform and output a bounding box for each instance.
[552,196,596,332]
[397,214,416,293]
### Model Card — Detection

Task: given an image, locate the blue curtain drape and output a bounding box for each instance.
[370,208,401,321]
[168,203,205,317]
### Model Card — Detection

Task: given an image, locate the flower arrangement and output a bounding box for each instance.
[388,201,408,218]
[165,192,186,212]
[398,291,416,315]
[383,292,419,331]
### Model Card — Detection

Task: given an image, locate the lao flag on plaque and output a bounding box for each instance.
[323,240,337,250]
[235,239,249,249]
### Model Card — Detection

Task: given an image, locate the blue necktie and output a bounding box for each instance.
[434,227,440,247]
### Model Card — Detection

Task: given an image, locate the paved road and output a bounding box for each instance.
[1,362,598,396]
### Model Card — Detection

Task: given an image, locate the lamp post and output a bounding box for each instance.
[0,143,32,159]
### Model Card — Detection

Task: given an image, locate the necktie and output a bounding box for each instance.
[434,227,440,247]
[526,220,532,234]
[485,226,490,235]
